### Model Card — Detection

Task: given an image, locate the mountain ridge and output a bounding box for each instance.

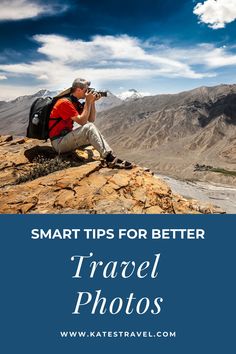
[96,84,236,185]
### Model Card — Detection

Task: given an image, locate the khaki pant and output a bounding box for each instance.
[51,122,112,158]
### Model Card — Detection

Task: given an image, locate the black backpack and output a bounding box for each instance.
[26,94,85,140]
[26,96,62,140]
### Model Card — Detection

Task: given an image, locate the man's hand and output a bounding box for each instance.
[94,93,101,101]
[85,91,96,104]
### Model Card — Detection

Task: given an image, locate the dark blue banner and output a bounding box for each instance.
[1,215,235,353]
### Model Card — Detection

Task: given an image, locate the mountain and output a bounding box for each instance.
[0,134,223,214]
[96,91,122,111]
[0,89,58,136]
[96,84,236,185]
[1,84,236,185]
[0,89,123,136]
[0,88,144,137]
[117,89,148,101]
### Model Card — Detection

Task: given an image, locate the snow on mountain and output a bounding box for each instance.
[117,89,150,101]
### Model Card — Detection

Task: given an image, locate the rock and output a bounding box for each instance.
[0,135,13,143]
[109,173,130,189]
[145,205,165,214]
[9,138,26,145]
[0,138,225,214]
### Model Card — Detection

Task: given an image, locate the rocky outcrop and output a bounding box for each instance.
[0,135,224,214]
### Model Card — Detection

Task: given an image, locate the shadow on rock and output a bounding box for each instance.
[24,145,94,164]
[16,145,99,184]
[24,146,57,162]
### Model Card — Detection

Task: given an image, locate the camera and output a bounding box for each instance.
[97,91,108,97]
[87,88,108,97]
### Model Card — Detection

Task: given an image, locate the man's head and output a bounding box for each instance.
[71,78,91,98]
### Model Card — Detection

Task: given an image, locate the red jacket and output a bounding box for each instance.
[49,98,84,139]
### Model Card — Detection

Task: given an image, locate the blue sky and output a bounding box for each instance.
[0,0,236,99]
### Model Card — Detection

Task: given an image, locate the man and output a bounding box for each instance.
[49,78,133,169]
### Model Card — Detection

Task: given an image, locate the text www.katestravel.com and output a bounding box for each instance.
[60,330,176,339]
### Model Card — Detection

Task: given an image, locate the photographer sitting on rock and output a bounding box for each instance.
[49,78,133,169]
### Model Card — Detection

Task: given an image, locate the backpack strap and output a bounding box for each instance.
[66,95,85,110]
[48,117,62,132]
[48,95,68,134]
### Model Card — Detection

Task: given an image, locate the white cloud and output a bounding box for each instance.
[158,43,236,69]
[31,34,208,80]
[193,0,236,29]
[34,34,197,74]
[37,74,49,80]
[0,34,210,97]
[2,34,236,99]
[0,0,67,21]
[199,45,236,67]
[0,75,7,80]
